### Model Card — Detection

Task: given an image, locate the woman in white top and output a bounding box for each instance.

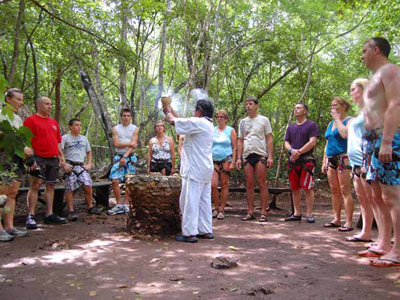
[0,88,30,241]
[147,120,176,175]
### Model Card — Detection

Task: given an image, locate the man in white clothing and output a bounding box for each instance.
[164,100,214,243]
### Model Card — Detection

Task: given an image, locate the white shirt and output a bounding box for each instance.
[114,123,137,155]
[175,117,213,182]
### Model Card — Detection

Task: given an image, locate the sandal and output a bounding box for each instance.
[323,222,341,228]
[338,226,354,232]
[241,213,256,221]
[259,214,268,222]
[216,211,225,220]
[212,208,218,218]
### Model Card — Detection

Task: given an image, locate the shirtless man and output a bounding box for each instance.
[362,37,400,267]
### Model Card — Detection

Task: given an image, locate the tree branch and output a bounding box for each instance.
[29,0,120,52]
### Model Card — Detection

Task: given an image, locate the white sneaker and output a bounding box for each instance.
[107,204,125,216]
[124,204,130,214]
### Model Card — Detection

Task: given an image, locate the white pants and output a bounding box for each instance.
[180,177,212,236]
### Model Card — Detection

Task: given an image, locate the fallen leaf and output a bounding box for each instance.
[119,285,128,289]
[89,291,97,296]
[193,291,199,294]
[228,246,237,251]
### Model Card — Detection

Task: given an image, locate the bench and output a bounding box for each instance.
[17,181,112,216]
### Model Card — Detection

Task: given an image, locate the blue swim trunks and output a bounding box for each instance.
[109,154,137,182]
[371,133,400,186]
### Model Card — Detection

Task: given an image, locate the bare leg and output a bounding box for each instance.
[112,179,121,204]
[84,185,94,209]
[65,191,74,212]
[219,162,230,212]
[304,189,314,216]
[27,177,43,216]
[243,163,255,214]
[352,176,373,240]
[338,168,353,228]
[292,189,301,216]
[211,167,220,210]
[255,162,268,215]
[327,168,342,225]
[3,180,20,231]
[378,184,400,262]
[44,183,55,216]
[369,181,392,253]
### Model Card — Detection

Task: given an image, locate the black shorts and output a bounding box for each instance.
[244,153,267,168]
[33,155,59,183]
[0,151,24,181]
[150,160,172,175]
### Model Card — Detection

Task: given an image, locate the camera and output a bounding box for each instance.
[24,157,45,180]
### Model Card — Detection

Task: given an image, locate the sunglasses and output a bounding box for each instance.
[216,116,226,119]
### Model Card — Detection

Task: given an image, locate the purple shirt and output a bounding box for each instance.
[284,120,319,157]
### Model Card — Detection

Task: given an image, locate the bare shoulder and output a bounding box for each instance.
[380,63,400,78]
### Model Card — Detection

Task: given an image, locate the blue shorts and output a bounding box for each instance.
[371,133,400,186]
[109,154,137,182]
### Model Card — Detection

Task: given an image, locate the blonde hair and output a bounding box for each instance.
[351,78,369,91]
[331,97,351,112]
[215,109,228,118]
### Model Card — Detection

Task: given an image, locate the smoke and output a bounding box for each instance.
[158,88,213,117]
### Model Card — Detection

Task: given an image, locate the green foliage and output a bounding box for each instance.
[0,0,398,176]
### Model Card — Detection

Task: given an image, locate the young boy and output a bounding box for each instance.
[61,119,102,221]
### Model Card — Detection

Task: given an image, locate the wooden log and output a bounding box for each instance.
[126,174,181,236]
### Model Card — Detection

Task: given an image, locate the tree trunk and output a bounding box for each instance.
[155,0,171,111]
[119,1,129,109]
[79,66,114,152]
[8,0,24,85]
[54,68,61,122]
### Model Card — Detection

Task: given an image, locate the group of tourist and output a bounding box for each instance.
[0,36,399,268]
[321,37,400,268]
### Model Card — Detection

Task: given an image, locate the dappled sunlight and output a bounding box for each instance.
[1,235,142,270]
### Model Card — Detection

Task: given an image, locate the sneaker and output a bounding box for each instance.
[87,206,103,215]
[306,215,315,223]
[0,230,14,242]
[107,204,125,216]
[284,214,301,221]
[6,227,29,237]
[123,204,130,214]
[68,211,78,222]
[26,214,38,229]
[44,213,67,225]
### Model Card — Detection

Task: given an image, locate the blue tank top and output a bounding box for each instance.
[324,117,351,157]
[212,126,233,161]
[347,114,365,167]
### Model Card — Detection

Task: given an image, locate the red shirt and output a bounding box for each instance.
[23,114,61,158]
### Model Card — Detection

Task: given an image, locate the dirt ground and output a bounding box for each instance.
[1,182,400,300]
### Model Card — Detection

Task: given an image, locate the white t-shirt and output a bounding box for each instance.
[114,123,137,155]
[238,114,272,158]
[175,117,213,182]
